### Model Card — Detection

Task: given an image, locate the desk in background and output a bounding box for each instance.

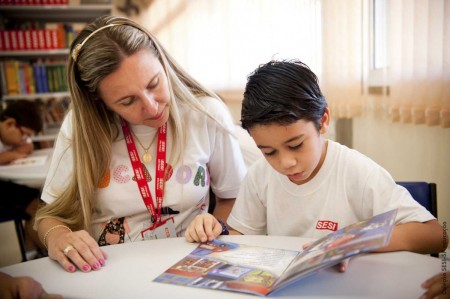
[0,235,441,298]
[0,148,53,188]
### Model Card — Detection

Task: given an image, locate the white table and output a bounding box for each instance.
[0,235,441,298]
[0,148,53,188]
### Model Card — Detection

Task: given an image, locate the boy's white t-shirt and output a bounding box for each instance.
[41,97,246,244]
[227,140,435,239]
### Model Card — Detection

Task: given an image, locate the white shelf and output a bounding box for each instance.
[0,49,69,58]
[31,134,58,142]
[0,5,113,22]
[2,92,70,101]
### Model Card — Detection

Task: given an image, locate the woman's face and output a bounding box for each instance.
[99,49,171,128]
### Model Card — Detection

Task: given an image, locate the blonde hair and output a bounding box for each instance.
[35,15,228,232]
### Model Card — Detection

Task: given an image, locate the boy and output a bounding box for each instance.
[0,100,45,257]
[186,60,447,258]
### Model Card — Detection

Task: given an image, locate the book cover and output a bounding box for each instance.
[154,209,397,296]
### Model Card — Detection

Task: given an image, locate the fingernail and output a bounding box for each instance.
[99,258,105,266]
[82,264,91,271]
[201,237,207,242]
[68,265,76,272]
[92,262,100,270]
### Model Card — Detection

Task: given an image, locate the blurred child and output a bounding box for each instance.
[0,100,42,165]
[0,100,45,257]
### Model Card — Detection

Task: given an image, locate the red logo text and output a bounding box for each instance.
[316,220,338,231]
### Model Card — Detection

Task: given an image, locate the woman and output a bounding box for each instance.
[35,15,246,273]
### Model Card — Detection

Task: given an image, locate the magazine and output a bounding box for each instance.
[154,209,397,296]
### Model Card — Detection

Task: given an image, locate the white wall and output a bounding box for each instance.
[353,114,450,236]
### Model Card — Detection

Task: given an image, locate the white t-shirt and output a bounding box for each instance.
[42,97,246,245]
[228,140,435,239]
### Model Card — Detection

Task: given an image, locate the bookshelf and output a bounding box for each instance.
[0,3,112,144]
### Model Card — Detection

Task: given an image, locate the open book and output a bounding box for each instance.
[154,209,397,296]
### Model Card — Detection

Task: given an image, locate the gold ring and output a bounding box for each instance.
[63,245,74,256]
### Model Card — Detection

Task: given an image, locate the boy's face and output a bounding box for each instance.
[0,118,35,146]
[249,110,329,185]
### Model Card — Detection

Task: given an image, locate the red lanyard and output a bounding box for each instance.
[120,118,167,225]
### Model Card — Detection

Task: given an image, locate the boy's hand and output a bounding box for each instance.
[302,242,351,272]
[0,272,62,299]
[185,214,223,243]
[420,271,449,299]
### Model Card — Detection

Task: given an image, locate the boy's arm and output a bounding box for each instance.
[212,197,235,223]
[13,141,34,154]
[376,220,448,254]
[0,151,27,165]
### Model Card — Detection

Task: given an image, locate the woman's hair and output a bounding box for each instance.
[241,59,327,131]
[35,15,225,232]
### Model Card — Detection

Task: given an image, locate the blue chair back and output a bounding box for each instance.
[396,181,437,218]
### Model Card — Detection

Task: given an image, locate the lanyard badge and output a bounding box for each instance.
[121,118,174,240]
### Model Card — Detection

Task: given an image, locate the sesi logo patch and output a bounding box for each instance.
[316,220,338,231]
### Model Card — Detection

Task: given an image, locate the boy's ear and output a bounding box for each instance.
[320,107,331,134]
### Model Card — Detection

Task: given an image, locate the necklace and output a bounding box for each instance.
[131,130,157,163]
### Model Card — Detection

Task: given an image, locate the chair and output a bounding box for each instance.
[396,181,437,218]
[397,181,439,258]
[0,210,29,262]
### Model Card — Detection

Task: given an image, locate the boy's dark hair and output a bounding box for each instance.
[0,100,43,133]
[241,59,327,131]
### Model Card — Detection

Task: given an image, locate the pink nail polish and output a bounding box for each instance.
[68,265,75,272]
[82,264,91,271]
[99,259,105,266]
[92,263,100,270]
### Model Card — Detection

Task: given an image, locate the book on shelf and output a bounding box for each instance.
[154,209,397,297]
[0,22,82,51]
[1,58,67,95]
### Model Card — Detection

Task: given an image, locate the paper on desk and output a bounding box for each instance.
[5,156,48,168]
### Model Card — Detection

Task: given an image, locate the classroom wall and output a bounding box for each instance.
[353,115,450,241]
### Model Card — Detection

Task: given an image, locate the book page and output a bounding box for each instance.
[154,240,299,296]
[209,246,297,276]
[273,209,397,291]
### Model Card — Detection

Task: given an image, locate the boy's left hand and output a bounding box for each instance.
[302,242,351,272]
[185,214,223,243]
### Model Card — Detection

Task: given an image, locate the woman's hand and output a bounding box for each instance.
[46,228,107,273]
[185,214,223,243]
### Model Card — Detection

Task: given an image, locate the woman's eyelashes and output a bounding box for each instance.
[147,77,159,89]
[122,97,136,106]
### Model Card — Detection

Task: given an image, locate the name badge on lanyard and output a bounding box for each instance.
[121,118,174,240]
[141,216,177,240]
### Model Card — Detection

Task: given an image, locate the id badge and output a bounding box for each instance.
[142,217,176,240]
